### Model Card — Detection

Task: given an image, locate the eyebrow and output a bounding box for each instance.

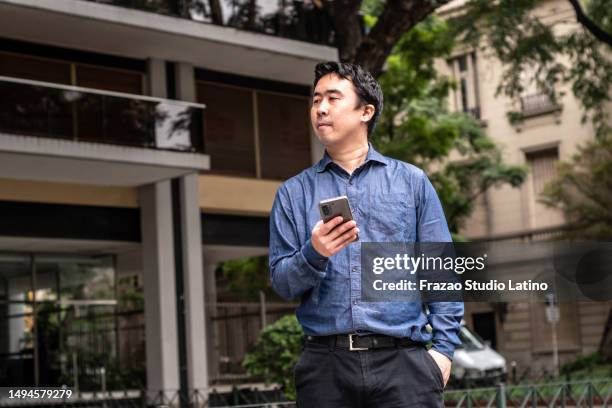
[312,89,344,98]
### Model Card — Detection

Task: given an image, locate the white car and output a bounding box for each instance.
[451,324,507,387]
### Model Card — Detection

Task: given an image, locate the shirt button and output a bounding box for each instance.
[353,300,357,305]
[352,267,357,272]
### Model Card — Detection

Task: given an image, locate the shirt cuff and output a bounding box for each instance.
[301,239,329,271]
[431,339,456,361]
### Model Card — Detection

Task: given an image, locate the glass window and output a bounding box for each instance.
[0,52,73,139]
[448,52,480,119]
[0,52,71,84]
[0,254,34,386]
[457,325,485,351]
[0,253,144,388]
[257,92,311,180]
[197,82,256,177]
[75,64,143,94]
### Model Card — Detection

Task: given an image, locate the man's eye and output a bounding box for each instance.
[330,97,339,100]
[313,99,320,105]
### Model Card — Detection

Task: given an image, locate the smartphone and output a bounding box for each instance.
[319,195,354,223]
[318,196,358,240]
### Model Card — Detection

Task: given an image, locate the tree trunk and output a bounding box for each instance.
[209,0,224,25]
[323,0,451,78]
[322,0,363,62]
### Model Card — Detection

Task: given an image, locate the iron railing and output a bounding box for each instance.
[1,381,610,408]
[444,380,612,407]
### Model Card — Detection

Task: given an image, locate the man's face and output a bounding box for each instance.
[311,73,371,146]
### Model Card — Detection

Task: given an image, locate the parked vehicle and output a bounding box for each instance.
[451,323,507,387]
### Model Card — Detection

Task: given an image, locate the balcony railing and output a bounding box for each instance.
[0,75,205,153]
[83,0,336,46]
[520,93,562,118]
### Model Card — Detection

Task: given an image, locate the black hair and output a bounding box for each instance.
[313,61,383,136]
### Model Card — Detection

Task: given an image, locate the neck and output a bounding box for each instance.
[326,140,369,175]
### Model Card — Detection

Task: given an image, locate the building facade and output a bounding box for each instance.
[437,0,611,379]
[0,0,333,395]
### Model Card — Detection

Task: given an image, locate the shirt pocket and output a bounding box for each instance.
[367,192,410,234]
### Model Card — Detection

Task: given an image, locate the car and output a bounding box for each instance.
[450,323,507,388]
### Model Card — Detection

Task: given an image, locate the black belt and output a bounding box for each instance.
[304,333,421,351]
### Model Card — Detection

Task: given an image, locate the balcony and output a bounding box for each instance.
[0,0,336,85]
[84,0,336,46]
[520,93,562,119]
[0,75,209,186]
[0,75,204,153]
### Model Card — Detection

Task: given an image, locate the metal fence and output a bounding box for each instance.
[444,380,612,407]
[1,380,610,408]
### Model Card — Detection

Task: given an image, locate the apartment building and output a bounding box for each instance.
[437,0,611,378]
[0,0,334,394]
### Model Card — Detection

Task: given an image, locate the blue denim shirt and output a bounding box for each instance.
[269,145,464,359]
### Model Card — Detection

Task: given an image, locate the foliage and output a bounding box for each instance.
[451,0,612,139]
[560,351,608,374]
[370,15,527,234]
[242,315,304,400]
[540,137,612,239]
[218,255,280,301]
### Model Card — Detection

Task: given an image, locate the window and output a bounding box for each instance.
[0,253,144,388]
[0,51,152,148]
[74,64,147,146]
[257,92,311,180]
[0,51,71,84]
[197,80,311,180]
[197,82,257,177]
[0,52,144,93]
[75,64,143,94]
[447,52,480,119]
[526,148,563,228]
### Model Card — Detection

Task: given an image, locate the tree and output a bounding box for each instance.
[446,0,611,236]
[216,255,281,301]
[368,15,526,234]
[540,138,612,239]
[450,0,612,139]
[359,0,611,235]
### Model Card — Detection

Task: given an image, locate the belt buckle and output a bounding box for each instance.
[348,333,368,351]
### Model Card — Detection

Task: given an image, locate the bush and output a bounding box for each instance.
[242,315,303,400]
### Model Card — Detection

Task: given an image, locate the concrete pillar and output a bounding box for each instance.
[175,62,196,103]
[174,63,209,392]
[179,174,208,392]
[147,58,167,98]
[203,263,219,381]
[140,181,180,394]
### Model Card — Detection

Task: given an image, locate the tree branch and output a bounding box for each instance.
[567,0,612,46]
[355,0,451,77]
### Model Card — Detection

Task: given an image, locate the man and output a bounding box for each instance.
[269,62,463,407]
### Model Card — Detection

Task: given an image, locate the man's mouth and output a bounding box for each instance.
[317,123,332,129]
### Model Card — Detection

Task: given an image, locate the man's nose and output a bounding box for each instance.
[317,99,330,116]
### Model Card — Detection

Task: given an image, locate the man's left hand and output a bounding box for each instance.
[428,349,451,387]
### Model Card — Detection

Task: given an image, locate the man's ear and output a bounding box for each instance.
[361,104,375,123]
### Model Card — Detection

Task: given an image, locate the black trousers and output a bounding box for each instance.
[294,342,444,408]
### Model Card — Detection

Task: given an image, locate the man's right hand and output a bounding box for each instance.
[311,216,359,257]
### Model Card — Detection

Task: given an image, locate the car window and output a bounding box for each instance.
[457,325,485,350]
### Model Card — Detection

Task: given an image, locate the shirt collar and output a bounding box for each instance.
[315,142,389,173]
